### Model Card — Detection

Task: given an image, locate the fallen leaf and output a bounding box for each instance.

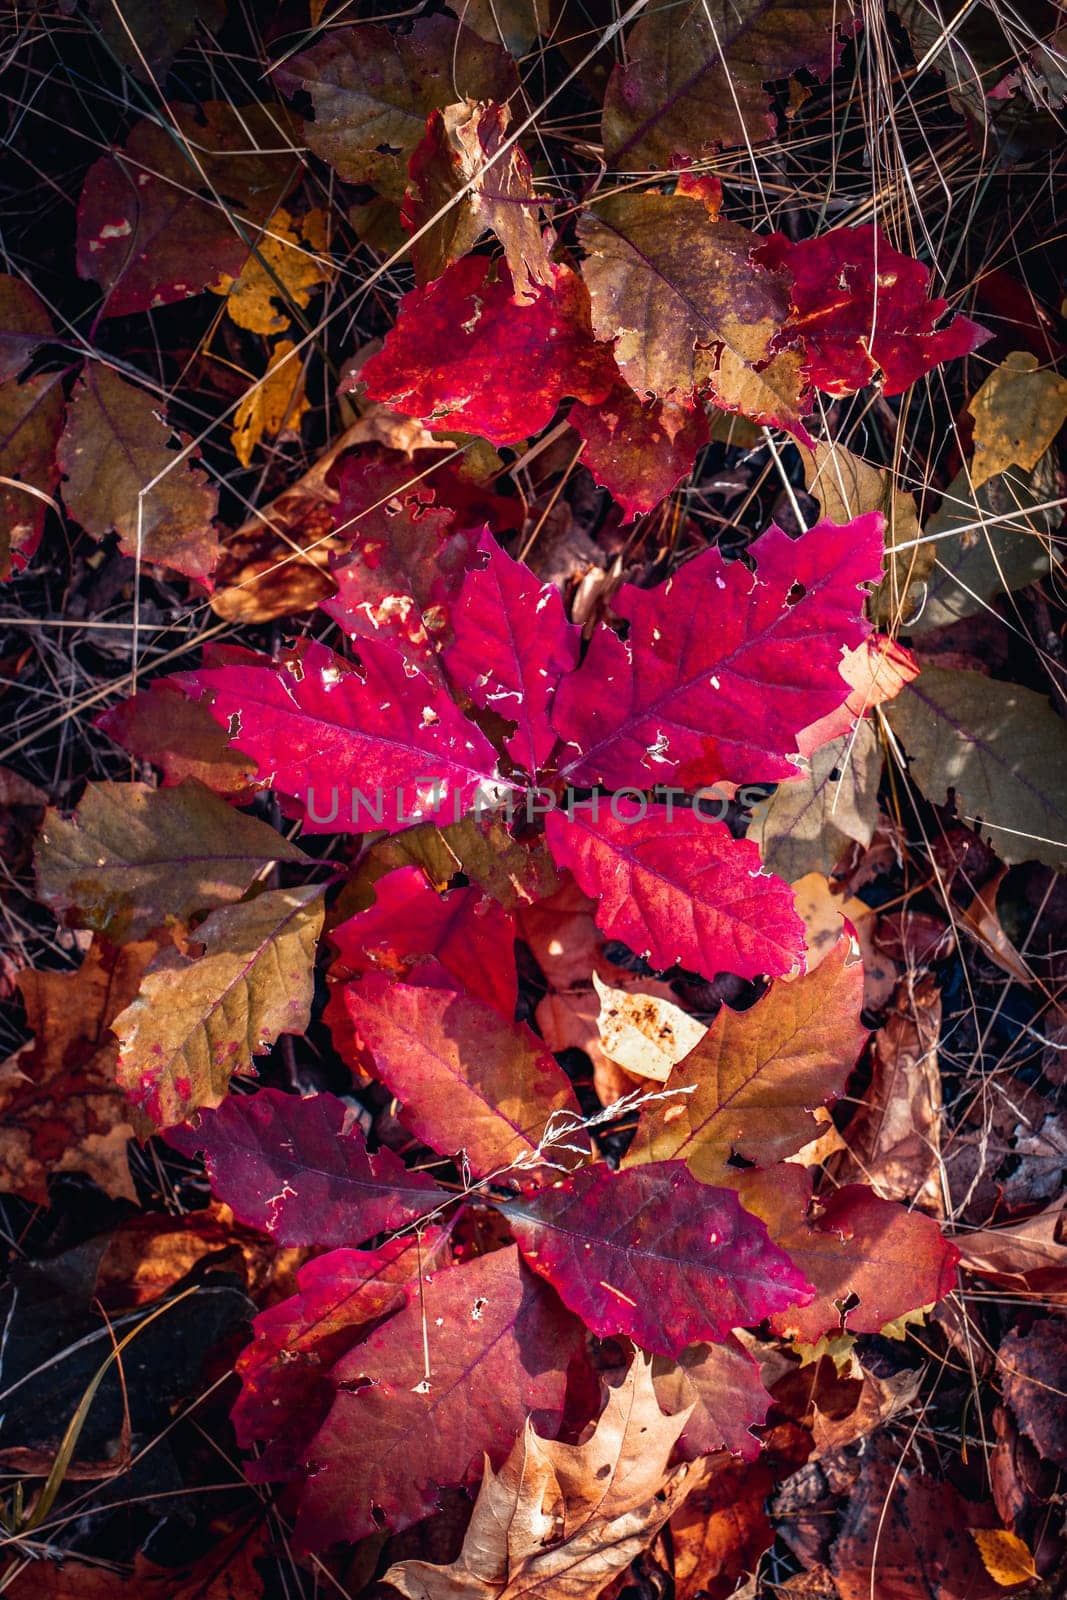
[884,666,1067,869]
[0,939,155,1203]
[384,1355,705,1600]
[214,205,332,335]
[971,1528,1038,1587]
[35,778,308,941]
[113,884,325,1127]
[747,721,883,884]
[58,362,218,585]
[593,972,707,1084]
[968,350,1067,489]
[998,1316,1067,1470]
[0,368,64,579]
[231,338,310,468]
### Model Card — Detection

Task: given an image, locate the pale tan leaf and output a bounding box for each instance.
[113,884,325,1127]
[592,971,706,1083]
[748,722,882,885]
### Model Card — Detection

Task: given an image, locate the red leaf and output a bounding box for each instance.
[232,1230,446,1480]
[551,515,884,790]
[76,105,295,316]
[294,1245,579,1546]
[738,1164,960,1341]
[95,684,257,797]
[166,1087,446,1247]
[176,636,505,834]
[653,1337,772,1461]
[360,255,616,447]
[443,530,581,777]
[330,864,518,1019]
[569,382,710,520]
[759,225,990,397]
[319,452,476,671]
[345,972,590,1180]
[545,801,805,982]
[505,1162,813,1357]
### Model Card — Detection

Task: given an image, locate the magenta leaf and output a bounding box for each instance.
[551,515,885,789]
[175,635,506,834]
[759,224,990,396]
[166,1087,447,1247]
[294,1245,580,1545]
[360,255,616,446]
[504,1162,813,1358]
[345,971,590,1180]
[330,864,518,1019]
[545,801,805,981]
[443,530,581,777]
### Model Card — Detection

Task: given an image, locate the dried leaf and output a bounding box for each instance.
[0,368,64,579]
[58,362,218,584]
[884,666,1067,868]
[971,1529,1038,1587]
[0,940,155,1203]
[593,972,707,1084]
[384,1356,705,1600]
[968,350,1067,489]
[747,721,883,884]
[35,778,307,940]
[231,338,310,468]
[214,205,332,335]
[627,939,866,1184]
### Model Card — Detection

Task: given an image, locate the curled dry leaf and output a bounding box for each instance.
[384,1355,705,1600]
[0,938,155,1203]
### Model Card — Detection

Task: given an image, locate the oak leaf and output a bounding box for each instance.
[344,972,590,1180]
[444,530,581,777]
[550,515,885,790]
[167,1086,446,1247]
[178,636,505,834]
[738,1163,960,1341]
[384,1356,704,1600]
[546,802,806,983]
[112,884,325,1127]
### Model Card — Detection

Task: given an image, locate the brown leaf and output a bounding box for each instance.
[0,368,64,579]
[968,351,1067,490]
[0,939,157,1203]
[404,100,553,298]
[998,1316,1067,1470]
[36,778,308,941]
[831,1456,1003,1600]
[57,362,218,585]
[836,973,944,1211]
[384,1355,704,1600]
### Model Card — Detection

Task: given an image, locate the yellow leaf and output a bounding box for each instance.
[968,350,1067,490]
[215,206,332,336]
[971,1528,1038,1587]
[231,339,310,468]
